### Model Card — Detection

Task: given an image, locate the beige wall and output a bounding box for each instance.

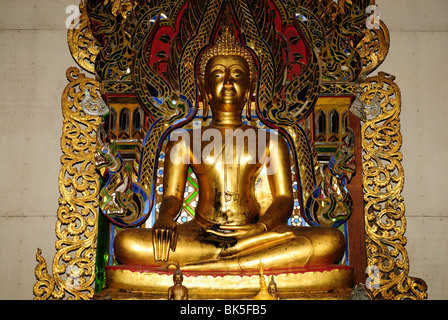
[0,0,446,299]
[0,0,76,300]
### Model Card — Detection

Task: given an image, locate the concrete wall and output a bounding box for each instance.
[0,0,76,300]
[0,0,446,299]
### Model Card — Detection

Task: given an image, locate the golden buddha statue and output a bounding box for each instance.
[112,29,346,273]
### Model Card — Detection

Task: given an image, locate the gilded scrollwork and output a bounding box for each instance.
[34,67,102,300]
[67,1,100,74]
[361,72,428,300]
[356,21,390,76]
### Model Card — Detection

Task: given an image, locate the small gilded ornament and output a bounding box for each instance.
[81,88,109,116]
[253,262,276,300]
[350,79,381,121]
[268,275,279,300]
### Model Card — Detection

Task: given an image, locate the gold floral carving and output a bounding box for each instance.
[67,1,99,74]
[104,0,138,18]
[33,67,101,300]
[361,72,428,300]
[66,1,137,74]
[356,21,390,76]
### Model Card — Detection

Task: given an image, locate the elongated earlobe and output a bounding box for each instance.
[246,85,254,121]
[197,77,209,120]
[246,94,252,121]
[203,96,209,120]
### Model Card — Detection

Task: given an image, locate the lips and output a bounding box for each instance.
[222,89,236,96]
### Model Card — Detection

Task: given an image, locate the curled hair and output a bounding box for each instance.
[198,27,257,82]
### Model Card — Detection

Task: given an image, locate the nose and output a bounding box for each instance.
[223,71,234,90]
[224,69,233,84]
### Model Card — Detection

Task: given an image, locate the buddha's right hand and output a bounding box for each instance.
[152,218,178,262]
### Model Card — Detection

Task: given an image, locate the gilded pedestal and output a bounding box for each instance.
[94,265,353,300]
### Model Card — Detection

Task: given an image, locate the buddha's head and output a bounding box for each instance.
[173,267,184,285]
[198,28,257,119]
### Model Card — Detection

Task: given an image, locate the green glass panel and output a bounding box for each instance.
[94,173,110,293]
[94,211,110,293]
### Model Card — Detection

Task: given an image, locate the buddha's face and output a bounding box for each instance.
[204,55,251,113]
[173,273,183,285]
